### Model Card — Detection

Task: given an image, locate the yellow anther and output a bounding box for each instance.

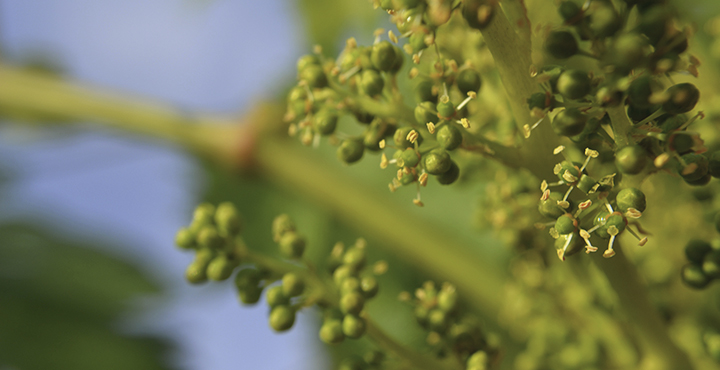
[603,249,616,258]
[557,200,570,209]
[406,130,419,143]
[459,118,471,129]
[380,153,389,169]
[584,148,599,158]
[388,30,398,44]
[379,139,386,149]
[426,122,436,134]
[413,199,425,207]
[541,180,549,192]
[419,173,429,186]
[553,145,565,155]
[409,67,420,79]
[579,200,592,210]
[541,189,551,201]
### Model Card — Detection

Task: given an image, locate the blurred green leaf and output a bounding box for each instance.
[0,223,175,370]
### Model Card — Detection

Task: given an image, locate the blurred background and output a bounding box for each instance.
[0,1,383,369]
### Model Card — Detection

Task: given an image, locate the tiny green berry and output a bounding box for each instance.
[300,64,327,89]
[333,265,357,286]
[415,78,438,103]
[282,272,305,297]
[272,214,295,242]
[702,250,720,279]
[463,0,495,30]
[186,260,209,284]
[341,277,362,295]
[175,227,196,250]
[662,83,700,115]
[319,319,345,344]
[456,69,482,95]
[399,148,421,168]
[552,108,587,137]
[615,146,648,175]
[337,138,365,164]
[359,69,385,97]
[616,188,647,213]
[437,284,458,312]
[296,54,320,74]
[555,214,577,235]
[685,239,712,265]
[588,3,622,38]
[544,30,578,59]
[539,192,572,219]
[424,150,452,175]
[196,225,224,251]
[558,1,581,22]
[238,286,263,305]
[436,160,460,185]
[215,202,241,237]
[343,246,367,271]
[556,69,591,100]
[371,41,398,72]
[269,305,296,332]
[340,291,365,315]
[360,276,379,298]
[342,314,367,339]
[192,203,215,226]
[436,123,463,151]
[467,351,489,369]
[279,232,306,259]
[266,285,290,307]
[679,153,709,183]
[313,108,339,136]
[206,254,237,281]
[436,99,455,119]
[235,268,262,290]
[681,264,711,289]
[628,76,662,109]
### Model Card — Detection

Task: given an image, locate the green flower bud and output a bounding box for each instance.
[552,108,587,136]
[364,351,385,367]
[685,239,712,265]
[319,319,345,344]
[399,148,421,168]
[235,268,262,290]
[605,33,650,74]
[340,291,365,315]
[628,76,663,109]
[424,150,452,175]
[393,127,422,149]
[371,41,398,71]
[269,305,296,332]
[186,260,209,284]
[175,227,196,250]
[360,276,379,298]
[680,153,709,183]
[313,108,339,136]
[338,138,365,164]
[436,123,463,150]
[463,0,495,30]
[554,232,584,258]
[662,83,700,115]
[615,146,648,175]
[556,70,591,100]
[359,69,384,97]
[555,214,577,235]
[282,272,305,297]
[266,285,290,307]
[436,99,455,119]
[364,119,392,152]
[333,265,357,286]
[436,160,460,185]
[456,69,482,95]
[343,246,367,271]
[197,225,224,251]
[272,214,295,242]
[428,308,448,332]
[299,64,327,89]
[539,192,572,219]
[342,314,367,338]
[703,250,720,279]
[279,232,306,259]
[206,254,237,281]
[681,264,711,289]
[437,284,458,312]
[238,286,262,305]
[215,202,241,237]
[616,188,646,213]
[589,3,622,38]
[340,277,361,295]
[544,30,578,59]
[415,101,439,125]
[296,54,320,74]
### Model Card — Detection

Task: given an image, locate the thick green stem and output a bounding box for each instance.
[593,248,694,370]
[606,105,632,148]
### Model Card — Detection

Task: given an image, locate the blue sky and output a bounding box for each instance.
[0,1,330,369]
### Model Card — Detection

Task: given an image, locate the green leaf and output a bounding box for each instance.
[0,223,176,370]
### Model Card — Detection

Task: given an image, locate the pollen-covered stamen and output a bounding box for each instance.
[388,182,396,192]
[339,65,361,83]
[654,152,671,168]
[625,226,648,246]
[380,153,389,169]
[553,145,566,155]
[579,229,597,253]
[379,139,386,149]
[419,172,428,187]
[426,122,436,134]
[457,118,471,129]
[541,189,551,201]
[625,208,642,219]
[406,130,419,144]
[562,171,578,184]
[288,123,298,136]
[373,28,385,44]
[603,226,620,258]
[413,185,424,207]
[397,169,403,180]
[541,180,549,192]
[553,163,563,175]
[455,91,477,111]
[388,30,398,44]
[579,200,592,210]
[409,67,420,79]
[638,237,648,246]
[579,148,599,172]
[681,162,699,176]
[558,233,575,261]
[523,117,544,138]
[549,227,560,239]
[557,200,570,209]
